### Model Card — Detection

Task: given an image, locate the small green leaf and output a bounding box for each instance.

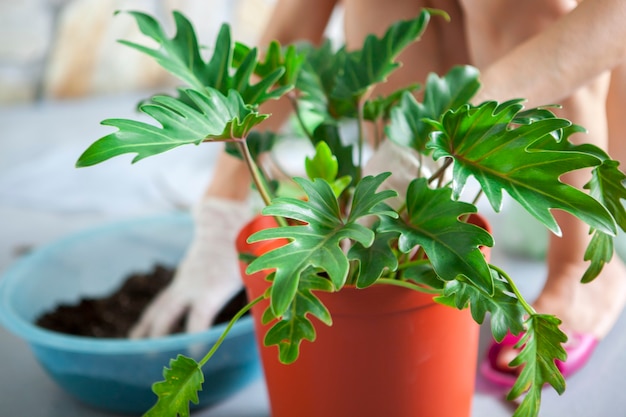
[311,123,358,184]
[305,141,351,197]
[439,268,525,341]
[332,10,433,102]
[349,231,399,288]
[263,270,333,363]
[306,141,338,182]
[581,230,613,283]
[143,355,204,417]
[363,83,420,122]
[386,65,480,151]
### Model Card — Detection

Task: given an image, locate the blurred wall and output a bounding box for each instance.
[0,0,277,104]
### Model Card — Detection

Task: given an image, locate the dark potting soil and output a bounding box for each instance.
[35,264,248,338]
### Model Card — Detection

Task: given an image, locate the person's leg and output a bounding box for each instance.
[462,0,626,370]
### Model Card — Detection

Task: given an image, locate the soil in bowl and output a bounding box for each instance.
[35,264,248,338]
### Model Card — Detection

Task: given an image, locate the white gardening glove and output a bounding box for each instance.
[129,197,254,338]
[363,139,433,209]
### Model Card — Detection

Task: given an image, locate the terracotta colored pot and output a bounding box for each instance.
[236,214,491,417]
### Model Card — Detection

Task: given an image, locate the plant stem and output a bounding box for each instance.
[237,141,288,227]
[490,264,537,316]
[376,277,432,293]
[238,141,272,206]
[356,98,366,182]
[288,92,315,144]
[198,295,265,367]
[428,157,453,186]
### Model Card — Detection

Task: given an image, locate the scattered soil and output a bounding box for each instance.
[35,264,248,338]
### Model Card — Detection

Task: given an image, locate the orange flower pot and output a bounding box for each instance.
[236,214,490,417]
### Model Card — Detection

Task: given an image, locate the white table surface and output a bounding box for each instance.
[1,94,625,417]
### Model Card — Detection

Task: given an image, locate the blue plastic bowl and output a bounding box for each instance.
[0,213,261,414]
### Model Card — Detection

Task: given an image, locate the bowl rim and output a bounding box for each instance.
[0,213,255,354]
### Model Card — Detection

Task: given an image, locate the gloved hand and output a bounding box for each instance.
[362,139,434,210]
[129,197,254,338]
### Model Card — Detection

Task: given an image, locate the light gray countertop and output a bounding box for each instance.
[1,94,625,417]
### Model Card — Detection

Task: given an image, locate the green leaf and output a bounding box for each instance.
[348,231,399,288]
[235,40,305,89]
[527,133,626,281]
[143,355,204,417]
[379,178,494,294]
[581,230,614,283]
[402,261,445,291]
[586,159,626,232]
[311,123,359,184]
[118,11,207,92]
[263,270,333,363]
[438,268,525,341]
[363,83,421,122]
[77,88,267,166]
[429,100,617,236]
[119,11,296,106]
[306,141,338,183]
[295,40,345,120]
[332,10,433,102]
[305,141,351,197]
[246,174,397,316]
[386,65,480,151]
[508,315,568,417]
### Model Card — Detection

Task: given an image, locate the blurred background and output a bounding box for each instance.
[0,0,344,272]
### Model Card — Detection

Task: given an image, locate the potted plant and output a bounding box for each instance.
[76,8,626,417]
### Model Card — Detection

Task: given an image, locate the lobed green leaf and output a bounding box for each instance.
[143,355,204,417]
[508,315,568,417]
[246,174,397,316]
[77,88,267,166]
[429,101,617,236]
[379,178,494,294]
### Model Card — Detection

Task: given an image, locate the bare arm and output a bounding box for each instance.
[475,0,626,107]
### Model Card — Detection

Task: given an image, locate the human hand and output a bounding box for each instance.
[129,197,253,338]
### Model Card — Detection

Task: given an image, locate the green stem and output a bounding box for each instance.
[490,264,537,316]
[376,277,434,293]
[289,93,315,144]
[397,258,429,271]
[356,98,366,182]
[198,295,265,367]
[238,141,271,206]
[237,140,288,227]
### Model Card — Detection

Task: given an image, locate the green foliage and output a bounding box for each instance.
[429,100,617,236]
[508,315,568,417]
[386,65,480,151]
[76,88,267,166]
[305,141,351,197]
[438,269,526,342]
[246,174,397,317]
[119,10,299,106]
[380,178,494,294]
[262,270,334,363]
[144,355,204,417]
[76,9,626,417]
[332,10,433,104]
